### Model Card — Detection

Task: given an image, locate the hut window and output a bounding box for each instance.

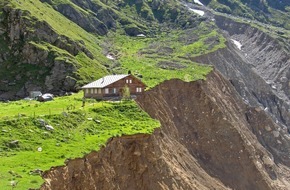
[94,89,98,94]
[105,88,109,94]
[126,79,132,83]
[98,89,102,94]
[136,87,142,92]
[113,88,117,94]
[85,89,89,94]
[90,89,94,94]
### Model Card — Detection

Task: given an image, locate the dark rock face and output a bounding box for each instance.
[55,4,108,35]
[71,0,117,30]
[264,0,290,11]
[41,71,290,190]
[41,0,118,35]
[124,24,143,36]
[0,6,93,99]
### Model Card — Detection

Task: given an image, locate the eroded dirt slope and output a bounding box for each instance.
[192,16,290,131]
[41,70,290,190]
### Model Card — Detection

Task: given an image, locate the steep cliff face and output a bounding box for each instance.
[41,71,290,190]
[41,134,228,190]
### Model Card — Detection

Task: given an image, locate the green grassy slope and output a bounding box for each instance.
[106,33,215,88]
[0,94,159,189]
[103,20,225,87]
[8,0,215,87]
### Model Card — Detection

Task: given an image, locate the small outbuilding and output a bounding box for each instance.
[29,91,42,99]
[81,74,146,100]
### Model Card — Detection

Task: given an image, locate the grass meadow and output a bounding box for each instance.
[0,93,159,189]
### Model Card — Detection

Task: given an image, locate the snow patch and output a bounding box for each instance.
[106,54,115,60]
[194,0,204,6]
[137,34,146,37]
[231,39,242,50]
[188,8,205,16]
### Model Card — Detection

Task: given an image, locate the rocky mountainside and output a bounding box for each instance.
[195,0,290,29]
[41,70,290,190]
[191,13,290,133]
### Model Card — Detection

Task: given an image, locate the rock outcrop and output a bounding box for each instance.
[41,70,290,190]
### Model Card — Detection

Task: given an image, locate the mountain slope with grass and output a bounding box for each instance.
[0,0,290,189]
[0,0,211,100]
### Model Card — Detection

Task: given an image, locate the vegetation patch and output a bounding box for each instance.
[102,21,224,87]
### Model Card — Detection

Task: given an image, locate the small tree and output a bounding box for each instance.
[122,85,131,100]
